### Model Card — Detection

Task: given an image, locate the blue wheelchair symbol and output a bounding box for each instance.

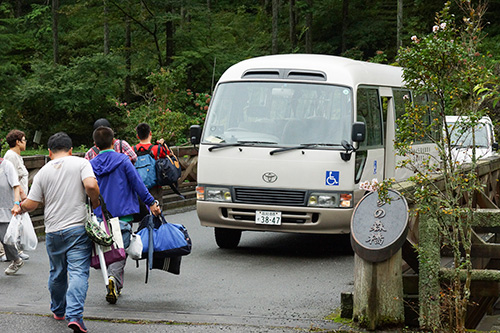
[373,160,377,175]
[325,171,340,186]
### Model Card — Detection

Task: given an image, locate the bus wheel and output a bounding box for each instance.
[214,228,242,249]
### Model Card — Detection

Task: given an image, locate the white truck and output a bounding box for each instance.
[445,115,498,164]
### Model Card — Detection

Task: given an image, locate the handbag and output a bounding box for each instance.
[85,197,113,247]
[137,213,192,258]
[90,198,126,269]
[136,213,191,282]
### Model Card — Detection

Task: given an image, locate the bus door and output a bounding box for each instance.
[356,87,385,183]
[380,87,396,180]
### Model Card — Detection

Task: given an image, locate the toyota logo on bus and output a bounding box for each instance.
[263,172,278,183]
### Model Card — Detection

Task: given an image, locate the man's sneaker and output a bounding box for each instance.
[106,276,118,304]
[0,254,7,262]
[67,318,88,333]
[53,313,65,320]
[4,259,24,275]
[18,251,29,260]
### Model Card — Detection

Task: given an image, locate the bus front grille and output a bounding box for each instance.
[234,188,306,206]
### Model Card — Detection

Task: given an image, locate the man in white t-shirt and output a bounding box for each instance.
[13,132,100,333]
[3,129,30,261]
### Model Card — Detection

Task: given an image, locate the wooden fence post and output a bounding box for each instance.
[353,249,404,329]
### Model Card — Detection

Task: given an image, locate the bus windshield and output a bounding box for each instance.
[202,81,353,147]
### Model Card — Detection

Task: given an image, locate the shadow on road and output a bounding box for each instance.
[219,233,354,259]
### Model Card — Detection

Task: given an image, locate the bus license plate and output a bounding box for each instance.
[255,211,282,225]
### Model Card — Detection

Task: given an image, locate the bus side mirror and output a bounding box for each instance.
[352,122,366,143]
[190,125,202,145]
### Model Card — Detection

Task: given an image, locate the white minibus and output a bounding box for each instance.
[190,54,437,248]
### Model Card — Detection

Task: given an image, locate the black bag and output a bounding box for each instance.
[155,144,182,187]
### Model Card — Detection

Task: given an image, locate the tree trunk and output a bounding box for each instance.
[289,0,297,51]
[165,4,174,66]
[52,0,59,64]
[341,0,349,54]
[272,0,279,54]
[397,0,403,49]
[125,16,131,101]
[15,0,22,17]
[305,0,313,53]
[103,0,110,55]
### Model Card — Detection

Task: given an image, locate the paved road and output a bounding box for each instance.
[0,208,357,332]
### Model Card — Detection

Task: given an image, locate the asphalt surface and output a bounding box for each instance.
[0,207,358,332]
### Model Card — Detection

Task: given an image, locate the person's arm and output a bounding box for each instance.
[12,198,40,216]
[19,187,27,201]
[83,177,100,209]
[11,185,21,214]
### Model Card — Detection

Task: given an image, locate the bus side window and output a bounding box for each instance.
[357,87,383,148]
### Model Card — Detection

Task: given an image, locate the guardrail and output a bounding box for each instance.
[22,146,199,237]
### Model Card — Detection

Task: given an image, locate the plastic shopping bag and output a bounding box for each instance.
[19,213,37,251]
[126,233,143,260]
[3,215,21,246]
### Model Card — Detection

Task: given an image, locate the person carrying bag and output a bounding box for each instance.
[89,125,161,305]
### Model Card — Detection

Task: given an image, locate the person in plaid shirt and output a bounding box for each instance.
[84,118,137,164]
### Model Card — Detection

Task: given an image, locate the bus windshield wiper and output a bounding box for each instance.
[208,140,277,152]
[270,143,341,155]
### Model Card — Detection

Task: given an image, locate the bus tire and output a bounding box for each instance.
[214,228,242,249]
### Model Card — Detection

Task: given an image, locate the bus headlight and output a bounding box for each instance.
[308,193,339,207]
[197,186,232,202]
[307,192,352,208]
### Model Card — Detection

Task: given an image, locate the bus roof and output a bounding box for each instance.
[218,54,404,89]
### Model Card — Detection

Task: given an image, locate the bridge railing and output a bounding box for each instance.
[395,155,500,329]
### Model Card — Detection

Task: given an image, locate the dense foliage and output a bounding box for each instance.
[0,0,499,147]
[394,1,497,331]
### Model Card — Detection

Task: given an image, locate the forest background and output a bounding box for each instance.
[0,0,499,150]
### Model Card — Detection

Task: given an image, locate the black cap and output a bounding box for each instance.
[93,118,111,130]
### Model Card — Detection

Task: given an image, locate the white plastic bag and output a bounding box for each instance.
[126,233,143,260]
[4,215,21,246]
[19,213,37,251]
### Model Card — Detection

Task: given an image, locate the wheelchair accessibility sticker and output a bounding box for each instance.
[325,171,340,186]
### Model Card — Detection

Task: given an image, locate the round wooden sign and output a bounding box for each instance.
[350,189,409,262]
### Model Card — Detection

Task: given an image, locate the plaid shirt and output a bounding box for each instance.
[85,139,137,164]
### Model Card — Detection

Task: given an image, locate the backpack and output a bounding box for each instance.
[133,145,158,189]
[155,144,182,186]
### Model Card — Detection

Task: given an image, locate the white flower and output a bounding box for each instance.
[440,22,447,29]
[411,35,418,41]
[432,25,439,32]
[359,179,379,192]
[403,94,409,100]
